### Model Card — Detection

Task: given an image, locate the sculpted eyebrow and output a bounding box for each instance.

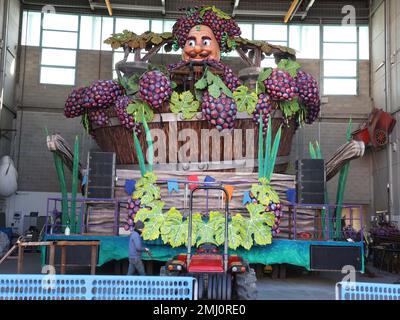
[202,36,212,40]
[187,36,196,41]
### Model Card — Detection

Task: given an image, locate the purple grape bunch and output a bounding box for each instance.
[64,87,87,118]
[124,198,142,231]
[252,94,273,135]
[251,196,283,237]
[264,70,298,102]
[206,59,242,91]
[88,109,109,126]
[139,70,172,109]
[83,80,125,109]
[201,91,237,131]
[172,7,241,53]
[295,70,321,124]
[115,95,142,135]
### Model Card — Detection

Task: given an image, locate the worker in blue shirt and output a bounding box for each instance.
[127,221,150,276]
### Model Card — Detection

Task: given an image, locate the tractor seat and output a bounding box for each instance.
[188,254,224,273]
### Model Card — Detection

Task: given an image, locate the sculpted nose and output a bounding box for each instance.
[194,45,202,53]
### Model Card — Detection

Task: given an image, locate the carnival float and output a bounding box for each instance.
[46,6,364,299]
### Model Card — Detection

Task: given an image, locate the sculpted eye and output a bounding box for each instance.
[203,39,211,46]
[188,40,196,47]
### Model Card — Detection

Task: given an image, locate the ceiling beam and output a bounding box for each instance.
[161,0,165,15]
[301,0,316,20]
[105,0,113,16]
[234,10,306,18]
[232,0,240,17]
[284,0,304,23]
[88,2,165,13]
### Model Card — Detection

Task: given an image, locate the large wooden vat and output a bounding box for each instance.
[90,110,296,174]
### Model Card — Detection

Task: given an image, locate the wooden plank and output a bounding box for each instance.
[49,244,55,268]
[60,246,67,274]
[56,241,99,247]
[17,245,24,274]
[0,244,18,265]
[91,245,98,275]
[18,241,54,247]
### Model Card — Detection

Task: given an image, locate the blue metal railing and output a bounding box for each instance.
[0,274,197,300]
[336,282,400,300]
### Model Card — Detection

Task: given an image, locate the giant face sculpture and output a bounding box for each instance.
[182,25,221,62]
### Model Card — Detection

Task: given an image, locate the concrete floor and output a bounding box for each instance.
[1,252,399,300]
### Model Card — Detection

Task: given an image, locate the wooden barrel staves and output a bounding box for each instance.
[90,110,295,174]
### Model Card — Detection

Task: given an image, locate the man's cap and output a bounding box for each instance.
[134,220,145,231]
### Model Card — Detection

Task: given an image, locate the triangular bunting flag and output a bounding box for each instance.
[167,179,180,194]
[124,180,136,196]
[204,175,216,183]
[243,191,252,205]
[223,185,234,202]
[188,175,199,191]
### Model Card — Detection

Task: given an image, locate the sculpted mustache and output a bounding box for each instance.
[189,51,210,58]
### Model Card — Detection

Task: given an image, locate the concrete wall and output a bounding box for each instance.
[290,59,373,207]
[0,0,20,158]
[370,0,400,222]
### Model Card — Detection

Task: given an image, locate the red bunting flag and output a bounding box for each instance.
[188,175,199,190]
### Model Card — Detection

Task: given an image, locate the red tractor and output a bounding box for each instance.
[160,186,257,300]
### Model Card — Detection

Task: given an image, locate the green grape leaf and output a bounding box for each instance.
[207,212,226,246]
[169,91,200,120]
[280,99,300,119]
[151,34,163,45]
[277,59,302,78]
[257,80,266,95]
[211,6,231,19]
[133,174,161,205]
[213,76,233,98]
[195,77,208,90]
[214,213,245,250]
[170,81,177,89]
[251,181,280,206]
[196,218,218,247]
[228,215,245,250]
[208,83,221,99]
[258,68,273,83]
[160,32,173,39]
[160,208,187,248]
[121,73,140,95]
[136,201,166,241]
[126,101,154,123]
[240,203,274,248]
[233,85,258,114]
[227,38,237,49]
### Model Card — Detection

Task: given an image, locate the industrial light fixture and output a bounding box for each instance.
[105,0,113,16]
[284,0,303,23]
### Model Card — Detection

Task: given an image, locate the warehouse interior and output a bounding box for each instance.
[0,0,399,301]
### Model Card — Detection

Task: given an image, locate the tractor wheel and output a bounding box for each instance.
[234,268,258,300]
[207,274,219,299]
[221,274,232,300]
[196,274,205,300]
[207,274,214,300]
[216,274,223,300]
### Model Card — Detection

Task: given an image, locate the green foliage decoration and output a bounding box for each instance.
[169,91,200,120]
[233,85,258,115]
[132,173,281,250]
